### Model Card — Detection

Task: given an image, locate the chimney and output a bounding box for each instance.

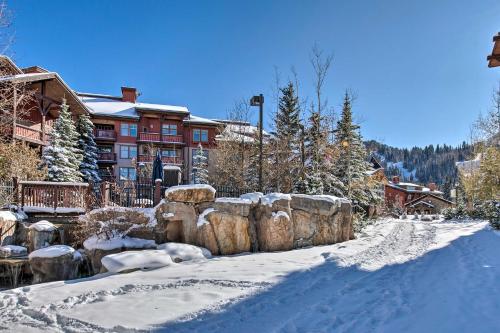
[121,86,137,103]
[392,176,400,184]
[427,183,437,191]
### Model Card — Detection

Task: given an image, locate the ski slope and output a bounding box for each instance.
[1,219,499,332]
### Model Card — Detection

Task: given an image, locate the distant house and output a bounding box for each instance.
[214,119,271,144]
[385,176,453,214]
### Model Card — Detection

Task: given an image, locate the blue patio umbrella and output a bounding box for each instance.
[152,149,164,183]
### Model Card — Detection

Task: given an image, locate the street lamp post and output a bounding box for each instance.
[250,94,264,192]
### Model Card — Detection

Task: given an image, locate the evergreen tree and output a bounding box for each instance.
[304,110,326,194]
[76,114,101,183]
[272,82,302,192]
[42,100,83,182]
[192,143,209,184]
[332,93,375,206]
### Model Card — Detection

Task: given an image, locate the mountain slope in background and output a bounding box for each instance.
[365,140,473,185]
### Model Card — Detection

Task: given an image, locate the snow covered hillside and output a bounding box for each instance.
[1,219,499,332]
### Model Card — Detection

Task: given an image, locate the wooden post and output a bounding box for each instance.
[12,177,18,206]
[154,179,162,206]
[12,88,17,143]
[86,181,94,211]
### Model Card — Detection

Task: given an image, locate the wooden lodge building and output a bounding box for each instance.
[0,56,220,184]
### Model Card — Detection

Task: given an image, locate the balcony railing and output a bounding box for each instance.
[137,155,183,165]
[138,132,184,144]
[14,124,48,145]
[97,152,116,162]
[94,129,117,140]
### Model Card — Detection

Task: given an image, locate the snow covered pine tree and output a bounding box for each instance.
[333,92,379,209]
[192,143,209,184]
[76,114,101,183]
[42,100,83,182]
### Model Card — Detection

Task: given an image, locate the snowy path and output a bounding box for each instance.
[1,219,499,332]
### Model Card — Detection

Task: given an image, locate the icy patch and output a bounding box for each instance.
[28,220,56,232]
[157,243,212,262]
[101,250,173,273]
[29,245,79,259]
[197,208,215,227]
[83,236,156,251]
[261,193,291,206]
[240,192,263,204]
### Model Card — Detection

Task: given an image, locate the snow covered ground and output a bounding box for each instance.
[1,218,499,332]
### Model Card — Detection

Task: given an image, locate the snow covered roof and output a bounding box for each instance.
[78,94,189,119]
[183,115,221,126]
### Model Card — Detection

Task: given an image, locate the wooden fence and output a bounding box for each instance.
[19,181,92,214]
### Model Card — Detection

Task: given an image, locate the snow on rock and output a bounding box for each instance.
[28,220,56,232]
[261,193,291,207]
[165,184,216,204]
[163,165,181,171]
[157,243,212,262]
[101,250,174,273]
[0,245,27,258]
[29,245,79,260]
[23,206,85,214]
[239,192,263,204]
[0,210,25,222]
[83,235,157,251]
[215,197,251,204]
[197,208,215,227]
[272,211,290,220]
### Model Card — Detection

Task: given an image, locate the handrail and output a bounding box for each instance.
[19,181,89,186]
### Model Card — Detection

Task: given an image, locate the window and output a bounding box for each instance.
[120,145,137,159]
[119,167,136,181]
[162,149,177,157]
[193,129,209,142]
[162,124,177,136]
[120,123,137,137]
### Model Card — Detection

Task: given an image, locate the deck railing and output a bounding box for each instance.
[19,181,92,214]
[138,132,184,144]
[137,155,183,165]
[97,152,116,162]
[14,125,47,144]
[94,129,117,140]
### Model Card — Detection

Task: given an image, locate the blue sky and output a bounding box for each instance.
[8,0,500,148]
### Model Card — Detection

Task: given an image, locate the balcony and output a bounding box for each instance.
[137,155,183,165]
[137,132,184,144]
[97,152,117,163]
[13,124,48,145]
[94,129,117,141]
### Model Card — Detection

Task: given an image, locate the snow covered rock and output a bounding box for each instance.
[165,184,216,204]
[83,236,157,273]
[257,211,294,252]
[0,245,27,258]
[290,194,344,216]
[101,250,173,273]
[239,192,263,204]
[260,193,292,211]
[157,243,211,263]
[213,198,252,217]
[29,245,82,283]
[28,220,58,251]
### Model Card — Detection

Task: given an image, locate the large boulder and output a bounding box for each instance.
[290,194,343,216]
[198,209,251,255]
[165,184,216,204]
[256,211,294,252]
[28,220,58,252]
[29,245,82,284]
[260,193,292,213]
[213,198,252,217]
[155,201,198,244]
[83,236,157,273]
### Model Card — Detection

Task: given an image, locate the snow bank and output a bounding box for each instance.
[261,193,291,206]
[28,220,56,232]
[83,235,156,251]
[197,208,215,227]
[29,245,80,260]
[157,243,212,262]
[101,250,173,273]
[0,245,27,258]
[240,192,263,204]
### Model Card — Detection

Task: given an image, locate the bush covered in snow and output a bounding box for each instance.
[443,200,499,229]
[73,207,156,247]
